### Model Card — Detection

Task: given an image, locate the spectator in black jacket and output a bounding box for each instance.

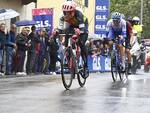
[49,32,59,75]
[14,27,28,74]
[5,24,17,75]
[26,26,40,75]
[0,23,6,75]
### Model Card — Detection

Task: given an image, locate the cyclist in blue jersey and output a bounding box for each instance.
[106,12,127,70]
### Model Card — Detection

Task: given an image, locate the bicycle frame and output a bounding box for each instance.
[112,38,122,68]
[60,33,87,90]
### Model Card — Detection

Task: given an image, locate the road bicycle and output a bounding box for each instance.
[110,36,128,82]
[59,33,89,90]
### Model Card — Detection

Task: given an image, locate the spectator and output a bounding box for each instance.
[103,43,109,56]
[14,27,28,75]
[25,27,30,35]
[49,31,59,75]
[95,40,102,55]
[0,23,6,75]
[36,28,49,74]
[91,45,97,57]
[5,24,17,75]
[86,39,94,55]
[26,26,40,75]
[23,27,30,73]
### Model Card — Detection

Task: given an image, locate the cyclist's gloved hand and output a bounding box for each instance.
[74,28,81,36]
[118,35,124,40]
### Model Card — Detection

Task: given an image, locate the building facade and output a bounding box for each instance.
[37,0,95,33]
[0,0,36,26]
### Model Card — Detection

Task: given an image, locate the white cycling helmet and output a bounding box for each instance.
[132,16,140,22]
[62,1,77,12]
[111,12,121,21]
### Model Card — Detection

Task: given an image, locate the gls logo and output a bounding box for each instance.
[35,20,51,28]
[96,5,107,11]
[95,25,106,30]
[96,15,107,20]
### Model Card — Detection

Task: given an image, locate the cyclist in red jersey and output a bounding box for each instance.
[121,14,133,74]
[53,1,89,78]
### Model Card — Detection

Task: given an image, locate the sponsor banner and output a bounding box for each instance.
[94,0,110,38]
[88,55,111,72]
[32,8,53,33]
[56,55,111,73]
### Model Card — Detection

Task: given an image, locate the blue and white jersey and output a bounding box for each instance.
[106,19,127,39]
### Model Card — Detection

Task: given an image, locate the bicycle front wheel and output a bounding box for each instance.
[111,51,121,82]
[61,48,75,90]
[77,53,88,87]
[111,57,118,82]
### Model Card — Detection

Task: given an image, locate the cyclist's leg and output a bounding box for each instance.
[118,44,125,59]
[125,38,132,73]
[78,33,89,78]
[63,26,76,69]
[78,33,88,68]
[118,39,125,69]
[126,49,132,67]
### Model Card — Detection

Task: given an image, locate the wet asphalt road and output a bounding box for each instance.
[0,70,150,113]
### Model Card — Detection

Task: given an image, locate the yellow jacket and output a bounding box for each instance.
[133,24,143,38]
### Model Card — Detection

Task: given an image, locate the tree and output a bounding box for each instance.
[110,0,150,38]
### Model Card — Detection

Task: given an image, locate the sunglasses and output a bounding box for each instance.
[113,20,120,23]
[63,11,73,16]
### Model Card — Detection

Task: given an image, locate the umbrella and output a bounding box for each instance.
[15,20,36,26]
[0,9,20,21]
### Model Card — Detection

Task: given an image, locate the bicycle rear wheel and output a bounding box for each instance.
[124,54,129,80]
[61,48,75,90]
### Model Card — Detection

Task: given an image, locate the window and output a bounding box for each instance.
[11,17,17,24]
[85,0,88,7]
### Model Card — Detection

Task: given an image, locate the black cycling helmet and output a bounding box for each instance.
[127,16,132,21]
